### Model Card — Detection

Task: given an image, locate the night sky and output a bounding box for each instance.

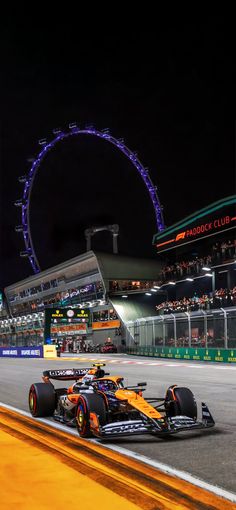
[1,18,235,290]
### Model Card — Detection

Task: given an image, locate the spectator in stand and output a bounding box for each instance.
[221,242,228,260]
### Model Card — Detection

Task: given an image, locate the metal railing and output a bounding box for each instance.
[124,307,236,350]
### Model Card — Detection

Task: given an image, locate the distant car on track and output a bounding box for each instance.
[29,363,215,439]
[100,342,117,353]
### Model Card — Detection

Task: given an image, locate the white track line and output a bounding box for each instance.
[0,402,235,503]
[146,362,164,366]
[67,357,236,370]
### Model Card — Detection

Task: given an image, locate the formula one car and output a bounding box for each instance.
[100,342,117,353]
[29,363,215,439]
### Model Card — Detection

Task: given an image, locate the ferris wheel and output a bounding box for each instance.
[15,123,165,274]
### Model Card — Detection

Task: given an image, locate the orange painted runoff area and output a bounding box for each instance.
[0,406,235,510]
[0,427,140,510]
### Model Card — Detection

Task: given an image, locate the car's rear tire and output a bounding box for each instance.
[165,386,197,419]
[76,393,107,438]
[29,383,56,417]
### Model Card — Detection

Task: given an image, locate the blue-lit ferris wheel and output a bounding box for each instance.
[15,124,165,274]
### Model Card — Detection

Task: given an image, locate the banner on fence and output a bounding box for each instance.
[0,346,43,357]
[127,346,236,363]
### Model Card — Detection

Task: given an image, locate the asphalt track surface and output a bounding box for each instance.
[0,354,235,495]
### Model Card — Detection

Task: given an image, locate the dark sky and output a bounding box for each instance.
[1,18,235,289]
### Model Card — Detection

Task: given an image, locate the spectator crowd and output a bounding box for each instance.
[160,239,236,283]
[156,287,236,314]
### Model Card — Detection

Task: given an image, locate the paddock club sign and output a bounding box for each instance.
[153,204,236,253]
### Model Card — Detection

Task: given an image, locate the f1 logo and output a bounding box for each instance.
[175,231,186,241]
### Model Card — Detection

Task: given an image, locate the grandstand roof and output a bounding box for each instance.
[153,195,236,253]
[5,251,162,294]
[153,195,236,244]
[95,252,162,282]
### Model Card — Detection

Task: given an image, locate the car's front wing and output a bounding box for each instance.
[92,403,215,439]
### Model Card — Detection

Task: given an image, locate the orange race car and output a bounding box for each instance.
[29,364,215,439]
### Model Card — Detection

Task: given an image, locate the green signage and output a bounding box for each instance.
[127,346,236,363]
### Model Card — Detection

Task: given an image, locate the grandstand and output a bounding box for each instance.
[125,195,236,356]
[0,251,163,350]
[1,195,236,358]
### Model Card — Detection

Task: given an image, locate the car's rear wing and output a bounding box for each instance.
[43,363,107,381]
[43,368,91,381]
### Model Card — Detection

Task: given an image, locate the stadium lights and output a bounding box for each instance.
[145,292,152,296]
[205,273,213,277]
[151,289,157,292]
[202,267,211,271]
[186,278,194,282]
[122,295,128,298]
[154,286,160,289]
[168,281,176,285]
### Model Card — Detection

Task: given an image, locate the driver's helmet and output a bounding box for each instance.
[68,370,96,393]
[68,367,107,394]
[81,370,96,385]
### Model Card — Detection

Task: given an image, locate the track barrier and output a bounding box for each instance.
[127,346,236,363]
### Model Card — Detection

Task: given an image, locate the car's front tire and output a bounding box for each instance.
[165,385,197,419]
[76,393,107,438]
